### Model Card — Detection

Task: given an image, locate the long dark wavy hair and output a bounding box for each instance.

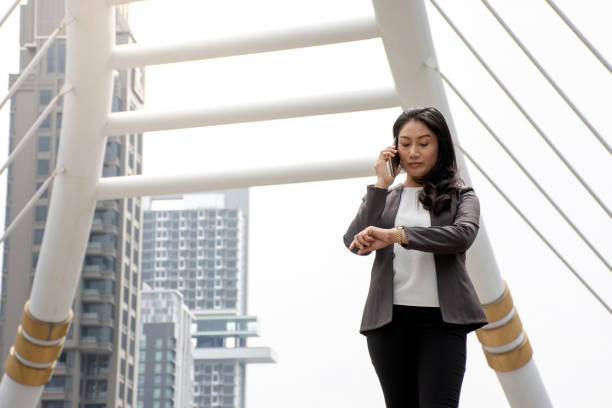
[393,106,465,215]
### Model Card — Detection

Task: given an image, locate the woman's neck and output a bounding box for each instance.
[403,178,423,188]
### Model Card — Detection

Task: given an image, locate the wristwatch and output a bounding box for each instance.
[395,226,404,244]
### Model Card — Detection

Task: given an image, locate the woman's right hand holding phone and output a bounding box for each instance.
[374,146,399,189]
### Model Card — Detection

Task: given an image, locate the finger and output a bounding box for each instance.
[358,246,373,255]
[363,234,374,243]
[353,235,363,248]
[358,235,372,247]
[355,235,367,248]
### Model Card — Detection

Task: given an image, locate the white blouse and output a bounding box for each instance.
[392,186,440,307]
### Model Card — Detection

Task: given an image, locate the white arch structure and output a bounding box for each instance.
[0,0,609,406]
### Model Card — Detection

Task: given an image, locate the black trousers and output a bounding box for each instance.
[365,305,469,408]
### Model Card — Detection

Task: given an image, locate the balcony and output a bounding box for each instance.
[80,337,113,354]
[86,242,117,257]
[52,362,69,376]
[82,265,116,280]
[80,312,114,326]
[81,289,114,303]
[96,200,119,212]
[83,366,110,378]
[41,389,72,400]
[83,391,108,402]
[90,219,118,235]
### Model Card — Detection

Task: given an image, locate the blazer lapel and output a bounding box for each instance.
[380,184,403,228]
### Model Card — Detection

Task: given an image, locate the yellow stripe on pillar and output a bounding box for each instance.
[4,347,57,386]
[483,334,533,372]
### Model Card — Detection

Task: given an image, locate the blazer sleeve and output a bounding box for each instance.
[343,184,390,256]
[400,188,480,254]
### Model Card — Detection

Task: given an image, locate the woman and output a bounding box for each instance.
[343,107,488,407]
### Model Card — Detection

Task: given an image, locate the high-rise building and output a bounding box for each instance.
[142,191,275,408]
[0,2,144,407]
[138,284,194,408]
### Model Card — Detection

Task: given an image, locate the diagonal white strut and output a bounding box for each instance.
[0,1,114,406]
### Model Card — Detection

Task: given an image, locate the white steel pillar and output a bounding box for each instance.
[0,1,114,406]
[370,0,552,406]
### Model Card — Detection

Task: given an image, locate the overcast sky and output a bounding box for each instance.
[1,0,611,407]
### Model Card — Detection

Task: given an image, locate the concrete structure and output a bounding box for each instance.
[138,285,194,408]
[0,2,144,407]
[142,191,275,408]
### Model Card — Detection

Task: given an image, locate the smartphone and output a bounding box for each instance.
[386,137,400,177]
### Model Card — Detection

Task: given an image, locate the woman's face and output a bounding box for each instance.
[397,119,439,187]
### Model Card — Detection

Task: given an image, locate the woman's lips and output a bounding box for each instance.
[408,163,422,167]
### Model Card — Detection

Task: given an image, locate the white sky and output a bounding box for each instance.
[0,0,611,407]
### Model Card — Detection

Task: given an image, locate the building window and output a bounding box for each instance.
[40,113,52,129]
[112,95,123,112]
[40,90,52,105]
[33,228,44,245]
[58,42,66,73]
[38,136,50,152]
[37,159,50,176]
[34,205,47,222]
[47,43,55,72]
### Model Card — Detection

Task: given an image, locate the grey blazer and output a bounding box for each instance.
[343,183,488,335]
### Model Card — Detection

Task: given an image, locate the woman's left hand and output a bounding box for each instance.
[349,226,395,255]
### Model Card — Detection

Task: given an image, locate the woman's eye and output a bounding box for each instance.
[420,144,429,147]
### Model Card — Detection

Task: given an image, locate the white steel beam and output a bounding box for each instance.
[95,157,375,200]
[108,0,145,4]
[29,0,114,322]
[371,0,552,406]
[0,0,22,30]
[105,87,400,135]
[0,1,114,406]
[110,16,379,69]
